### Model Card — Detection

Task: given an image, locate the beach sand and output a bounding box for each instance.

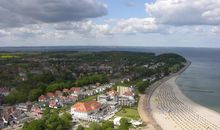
[150,75,220,130]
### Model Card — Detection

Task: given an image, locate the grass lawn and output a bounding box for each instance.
[115,107,140,120]
[80,95,97,102]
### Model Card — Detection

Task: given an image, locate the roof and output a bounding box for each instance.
[123,91,134,97]
[63,88,70,93]
[72,100,101,113]
[70,87,81,93]
[107,90,118,97]
[46,92,54,98]
[54,90,63,97]
[39,95,46,100]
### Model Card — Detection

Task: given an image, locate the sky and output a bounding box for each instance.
[0,0,220,47]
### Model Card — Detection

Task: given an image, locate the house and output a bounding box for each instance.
[71,100,103,122]
[97,94,110,101]
[119,91,135,106]
[49,100,62,109]
[46,92,55,99]
[107,90,118,101]
[63,88,70,94]
[123,91,135,99]
[71,92,84,100]
[70,87,81,93]
[86,90,95,96]
[38,95,47,102]
[117,86,136,107]
[0,87,10,96]
[31,105,43,117]
[54,90,63,97]
[117,86,132,96]
[16,102,33,112]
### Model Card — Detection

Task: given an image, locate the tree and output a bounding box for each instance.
[22,119,45,130]
[89,122,103,130]
[23,110,72,130]
[60,113,72,130]
[118,118,129,130]
[106,128,114,130]
[77,125,84,130]
[28,88,43,101]
[102,121,114,129]
[5,90,28,104]
[136,81,149,94]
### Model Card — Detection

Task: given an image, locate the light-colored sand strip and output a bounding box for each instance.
[150,76,220,130]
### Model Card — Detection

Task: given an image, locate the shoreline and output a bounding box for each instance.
[149,62,220,129]
[138,61,191,130]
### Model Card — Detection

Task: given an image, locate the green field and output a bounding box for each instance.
[115,107,140,120]
[80,95,97,102]
[0,55,19,59]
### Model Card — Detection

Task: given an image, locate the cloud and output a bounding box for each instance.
[211,27,220,34]
[146,0,220,26]
[111,18,164,34]
[54,21,111,37]
[0,0,107,28]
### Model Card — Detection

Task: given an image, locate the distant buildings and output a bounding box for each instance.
[16,102,33,112]
[0,87,10,96]
[37,84,113,110]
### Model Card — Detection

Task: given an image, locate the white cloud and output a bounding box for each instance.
[0,0,107,28]
[211,26,220,34]
[111,18,164,34]
[146,0,220,26]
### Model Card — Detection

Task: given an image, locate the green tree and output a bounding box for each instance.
[22,119,45,130]
[102,121,114,129]
[77,125,84,130]
[28,88,43,101]
[89,122,103,130]
[136,81,149,94]
[118,118,129,130]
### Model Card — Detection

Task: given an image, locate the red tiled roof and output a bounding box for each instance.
[46,92,54,98]
[63,88,70,93]
[38,95,46,100]
[68,95,78,100]
[123,91,134,97]
[55,90,62,97]
[70,87,81,93]
[72,100,101,113]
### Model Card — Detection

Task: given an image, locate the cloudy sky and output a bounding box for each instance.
[0,0,220,47]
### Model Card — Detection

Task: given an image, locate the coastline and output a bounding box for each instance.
[148,61,220,130]
[138,61,191,130]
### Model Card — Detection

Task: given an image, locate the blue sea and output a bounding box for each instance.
[1,46,220,112]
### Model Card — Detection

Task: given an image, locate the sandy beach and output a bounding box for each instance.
[150,71,220,130]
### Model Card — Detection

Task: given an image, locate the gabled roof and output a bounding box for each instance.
[72,100,101,113]
[46,92,54,98]
[63,88,70,93]
[70,87,81,93]
[54,90,63,97]
[39,95,46,100]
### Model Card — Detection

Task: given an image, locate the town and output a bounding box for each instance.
[0,51,186,130]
